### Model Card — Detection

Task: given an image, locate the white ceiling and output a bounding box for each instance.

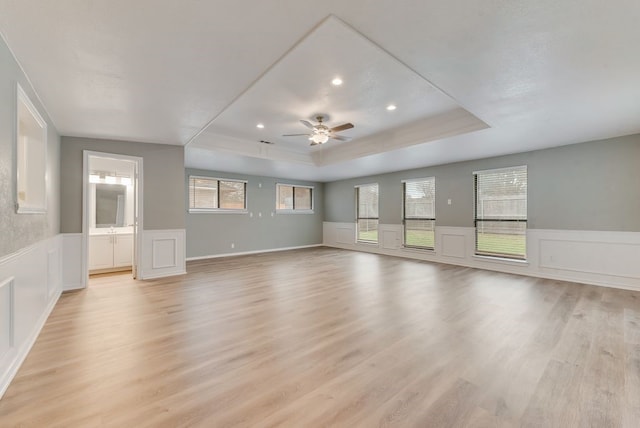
[1,1,639,181]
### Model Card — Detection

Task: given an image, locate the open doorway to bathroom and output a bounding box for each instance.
[82,151,143,287]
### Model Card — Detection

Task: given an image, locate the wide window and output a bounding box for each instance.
[474,166,527,259]
[403,177,435,249]
[276,184,313,212]
[356,183,379,243]
[188,176,247,212]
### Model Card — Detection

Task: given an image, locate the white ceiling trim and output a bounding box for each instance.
[311,107,489,166]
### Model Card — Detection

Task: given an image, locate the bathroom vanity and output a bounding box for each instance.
[88,181,134,274]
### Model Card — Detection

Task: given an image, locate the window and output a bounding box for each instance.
[356,183,379,243]
[403,177,435,249]
[276,184,313,212]
[474,166,527,260]
[188,176,247,212]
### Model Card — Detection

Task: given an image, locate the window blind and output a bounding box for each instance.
[356,184,379,243]
[403,177,435,249]
[474,166,527,259]
[189,176,217,209]
[276,184,313,211]
[189,176,246,211]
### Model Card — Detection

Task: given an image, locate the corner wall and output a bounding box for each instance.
[186,169,323,259]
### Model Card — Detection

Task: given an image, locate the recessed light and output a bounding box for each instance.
[331,77,343,86]
[256,123,265,129]
[386,104,397,111]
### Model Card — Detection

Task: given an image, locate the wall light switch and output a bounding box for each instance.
[258,212,262,218]
[231,243,235,249]
[448,199,452,205]
[250,212,253,217]
[271,212,274,217]
[258,183,262,188]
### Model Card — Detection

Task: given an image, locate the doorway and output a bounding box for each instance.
[82,151,143,287]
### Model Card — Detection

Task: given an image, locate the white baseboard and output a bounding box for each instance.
[186,244,323,262]
[323,222,640,291]
[141,270,187,280]
[0,235,63,399]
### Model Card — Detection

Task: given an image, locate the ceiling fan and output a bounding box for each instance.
[283,115,354,145]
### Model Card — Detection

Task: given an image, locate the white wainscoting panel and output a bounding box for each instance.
[539,239,640,278]
[531,229,640,289]
[380,224,402,250]
[62,233,83,291]
[335,223,356,245]
[0,235,62,398]
[0,278,14,362]
[141,229,186,279]
[152,238,177,269]
[323,222,640,291]
[47,247,61,298]
[441,234,466,258]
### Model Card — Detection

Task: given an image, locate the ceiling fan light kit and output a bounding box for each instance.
[284,115,354,146]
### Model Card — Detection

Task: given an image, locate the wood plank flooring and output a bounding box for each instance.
[1,247,640,427]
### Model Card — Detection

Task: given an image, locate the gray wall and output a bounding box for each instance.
[186,169,323,258]
[0,35,60,257]
[324,134,640,232]
[60,137,185,232]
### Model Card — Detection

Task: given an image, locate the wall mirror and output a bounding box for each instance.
[16,83,47,213]
[95,184,127,228]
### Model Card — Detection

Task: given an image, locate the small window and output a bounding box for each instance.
[474,166,527,260]
[276,184,314,212]
[403,177,435,249]
[356,183,379,243]
[188,176,247,212]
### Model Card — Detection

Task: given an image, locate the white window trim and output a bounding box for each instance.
[355,183,379,244]
[473,165,528,261]
[472,165,527,175]
[188,175,248,213]
[275,183,314,214]
[402,176,436,250]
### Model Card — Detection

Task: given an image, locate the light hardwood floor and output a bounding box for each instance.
[1,247,640,427]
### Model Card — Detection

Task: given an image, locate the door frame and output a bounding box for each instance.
[82,150,144,287]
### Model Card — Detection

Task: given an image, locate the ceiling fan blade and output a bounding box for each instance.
[282,133,311,137]
[331,135,351,142]
[309,141,320,146]
[300,120,315,129]
[330,123,354,133]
